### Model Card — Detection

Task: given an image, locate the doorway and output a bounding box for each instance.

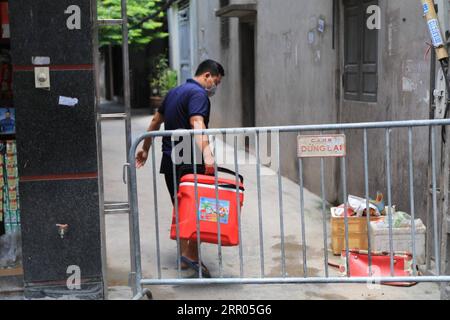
[239,22,256,129]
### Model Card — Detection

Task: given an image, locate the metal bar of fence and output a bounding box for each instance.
[127,146,143,296]
[298,157,308,277]
[131,120,450,141]
[213,136,224,278]
[276,134,286,277]
[234,136,244,278]
[255,132,265,278]
[320,157,329,278]
[104,209,130,214]
[363,129,373,275]
[341,155,350,277]
[440,126,450,279]
[426,124,433,270]
[408,128,418,276]
[100,113,127,120]
[431,126,441,275]
[140,276,450,286]
[385,129,395,276]
[318,129,329,277]
[132,288,152,301]
[192,134,203,278]
[104,202,129,208]
[125,118,450,292]
[120,0,138,296]
[151,138,162,279]
[171,138,182,278]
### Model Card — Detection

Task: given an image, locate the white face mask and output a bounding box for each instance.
[206,83,217,97]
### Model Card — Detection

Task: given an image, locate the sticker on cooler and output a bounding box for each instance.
[198,197,230,224]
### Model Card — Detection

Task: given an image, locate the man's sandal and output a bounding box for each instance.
[180,256,212,278]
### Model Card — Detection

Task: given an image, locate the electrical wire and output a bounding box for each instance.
[439,58,450,142]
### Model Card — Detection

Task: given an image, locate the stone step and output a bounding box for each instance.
[0,274,24,299]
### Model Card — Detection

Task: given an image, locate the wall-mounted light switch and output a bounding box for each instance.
[35,67,50,89]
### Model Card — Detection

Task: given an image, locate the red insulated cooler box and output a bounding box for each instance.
[170,168,244,246]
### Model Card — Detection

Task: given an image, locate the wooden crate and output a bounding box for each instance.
[0,266,23,277]
[331,207,382,255]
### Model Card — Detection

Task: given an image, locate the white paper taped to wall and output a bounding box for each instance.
[428,19,444,47]
[58,96,79,107]
[32,56,51,65]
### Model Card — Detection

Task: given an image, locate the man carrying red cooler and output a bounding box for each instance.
[136,60,225,278]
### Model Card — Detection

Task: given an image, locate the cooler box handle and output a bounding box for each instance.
[217,167,244,184]
[179,165,244,184]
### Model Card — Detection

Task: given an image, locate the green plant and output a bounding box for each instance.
[160,69,178,96]
[150,55,178,97]
[98,0,168,48]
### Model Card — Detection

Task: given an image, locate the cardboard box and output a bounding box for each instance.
[331,207,382,255]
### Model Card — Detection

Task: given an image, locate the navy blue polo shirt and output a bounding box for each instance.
[158,79,210,171]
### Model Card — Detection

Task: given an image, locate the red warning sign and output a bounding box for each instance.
[297,134,346,158]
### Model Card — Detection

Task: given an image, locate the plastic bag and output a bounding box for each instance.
[348,195,381,217]
[371,211,424,229]
[0,230,22,268]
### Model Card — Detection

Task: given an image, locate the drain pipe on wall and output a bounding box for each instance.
[421,0,450,301]
[421,0,450,119]
[422,0,449,60]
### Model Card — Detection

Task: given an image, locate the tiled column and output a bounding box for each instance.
[9,0,103,299]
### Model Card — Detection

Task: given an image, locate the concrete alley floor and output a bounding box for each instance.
[102,108,441,300]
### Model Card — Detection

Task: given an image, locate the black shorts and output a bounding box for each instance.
[160,153,207,205]
[160,154,178,205]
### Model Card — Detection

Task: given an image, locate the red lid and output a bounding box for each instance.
[180,174,244,189]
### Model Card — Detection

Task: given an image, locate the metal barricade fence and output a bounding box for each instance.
[126,119,450,300]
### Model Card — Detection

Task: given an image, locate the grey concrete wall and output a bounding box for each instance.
[256,0,339,202]
[338,0,432,221]
[190,0,433,220]
[193,0,339,202]
[195,0,244,128]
